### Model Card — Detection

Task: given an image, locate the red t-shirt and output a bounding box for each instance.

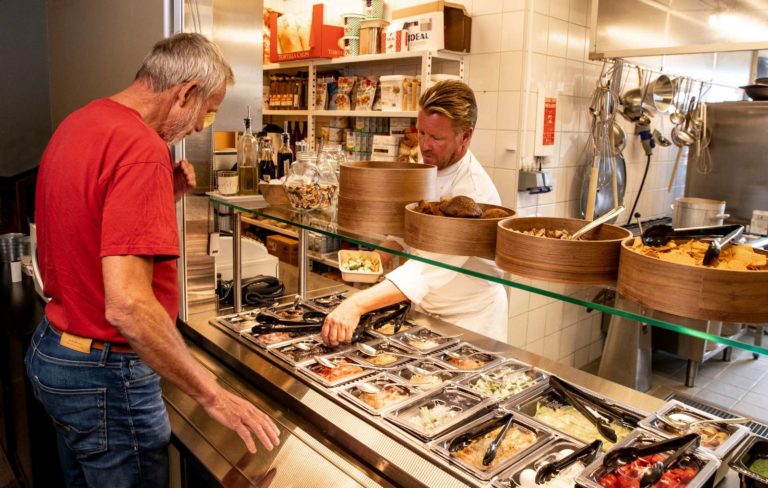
[35,98,179,343]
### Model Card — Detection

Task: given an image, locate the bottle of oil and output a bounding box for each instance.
[259,136,275,183]
[276,121,293,179]
[237,107,259,195]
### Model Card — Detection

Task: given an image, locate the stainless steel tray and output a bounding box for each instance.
[508,383,640,451]
[215,308,265,334]
[268,336,350,366]
[576,429,720,488]
[430,342,505,373]
[492,437,587,487]
[336,373,424,416]
[383,384,492,441]
[457,361,547,403]
[296,353,375,388]
[637,399,750,461]
[345,339,419,370]
[390,326,461,355]
[430,409,551,481]
[367,319,418,338]
[390,358,468,391]
[303,292,348,312]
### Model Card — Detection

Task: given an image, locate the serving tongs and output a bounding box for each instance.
[639,434,700,486]
[548,377,641,426]
[702,225,743,265]
[602,432,699,469]
[447,412,514,457]
[549,377,617,443]
[641,223,742,247]
[362,302,411,333]
[534,440,603,484]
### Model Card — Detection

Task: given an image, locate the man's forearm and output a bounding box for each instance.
[346,279,408,315]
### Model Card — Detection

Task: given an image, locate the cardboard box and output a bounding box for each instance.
[269,4,344,63]
[392,1,471,53]
[266,234,299,266]
[383,29,409,53]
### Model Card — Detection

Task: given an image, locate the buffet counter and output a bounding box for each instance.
[168,294,673,488]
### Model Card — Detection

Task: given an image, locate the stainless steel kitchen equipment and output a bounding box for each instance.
[672,197,729,228]
[685,101,768,227]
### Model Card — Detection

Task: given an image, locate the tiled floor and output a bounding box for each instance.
[644,347,768,423]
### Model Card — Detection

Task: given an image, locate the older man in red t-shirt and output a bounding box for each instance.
[27,33,280,487]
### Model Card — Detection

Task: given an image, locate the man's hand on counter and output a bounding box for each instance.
[199,385,281,454]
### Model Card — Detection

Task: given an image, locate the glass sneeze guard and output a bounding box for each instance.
[211,195,768,356]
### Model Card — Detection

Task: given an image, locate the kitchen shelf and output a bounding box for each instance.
[211,194,768,357]
[307,250,339,268]
[261,50,464,147]
[241,215,298,239]
[313,110,417,118]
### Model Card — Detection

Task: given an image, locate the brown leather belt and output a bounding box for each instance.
[50,323,135,354]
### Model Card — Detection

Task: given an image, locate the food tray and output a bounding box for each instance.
[390,326,461,355]
[509,384,642,452]
[346,339,417,370]
[430,409,551,481]
[296,353,374,388]
[617,237,768,322]
[390,359,468,390]
[638,399,750,461]
[496,217,632,284]
[336,373,423,416]
[458,361,547,402]
[338,249,383,283]
[367,319,416,337]
[268,337,349,366]
[493,437,588,488]
[383,384,491,441]
[215,308,265,333]
[304,292,348,312]
[430,342,505,373]
[576,429,720,488]
[729,435,768,488]
[403,202,515,259]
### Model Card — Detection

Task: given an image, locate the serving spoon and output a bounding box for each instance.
[656,413,750,432]
[356,342,422,360]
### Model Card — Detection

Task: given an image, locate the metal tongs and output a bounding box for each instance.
[550,377,641,426]
[602,432,699,469]
[360,302,411,332]
[702,225,743,265]
[639,434,700,486]
[447,412,516,466]
[534,440,603,484]
[641,223,742,247]
[550,377,617,443]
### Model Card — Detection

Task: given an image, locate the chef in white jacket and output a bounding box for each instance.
[322,80,508,345]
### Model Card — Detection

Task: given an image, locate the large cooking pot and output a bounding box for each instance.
[671,197,729,228]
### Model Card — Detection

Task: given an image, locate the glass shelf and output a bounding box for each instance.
[210,195,768,356]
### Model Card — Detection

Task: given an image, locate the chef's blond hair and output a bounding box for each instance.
[135,33,235,100]
[418,80,477,133]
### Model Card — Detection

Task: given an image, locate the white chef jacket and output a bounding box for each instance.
[386,150,509,342]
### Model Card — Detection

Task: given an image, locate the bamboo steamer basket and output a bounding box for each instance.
[617,239,768,322]
[495,217,632,284]
[404,202,515,258]
[337,161,437,235]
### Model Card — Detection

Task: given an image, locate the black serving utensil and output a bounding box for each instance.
[641,223,742,247]
[702,225,744,265]
[482,413,516,466]
[362,302,411,331]
[550,377,617,443]
[534,440,603,484]
[251,323,322,335]
[602,432,699,468]
[639,433,700,486]
[448,414,511,453]
[549,377,641,426]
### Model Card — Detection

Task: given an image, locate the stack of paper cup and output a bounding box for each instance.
[343,13,364,36]
[363,0,384,19]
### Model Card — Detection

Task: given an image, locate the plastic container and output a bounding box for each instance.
[363,0,384,19]
[338,249,382,283]
[379,75,411,111]
[341,35,359,56]
[342,13,365,36]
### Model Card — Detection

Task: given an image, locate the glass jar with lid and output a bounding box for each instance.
[284,153,323,212]
[317,144,343,210]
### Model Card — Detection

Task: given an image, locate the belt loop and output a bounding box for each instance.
[99,343,111,365]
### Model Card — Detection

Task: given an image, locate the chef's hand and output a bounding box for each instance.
[173,159,197,201]
[201,385,281,454]
[322,300,363,346]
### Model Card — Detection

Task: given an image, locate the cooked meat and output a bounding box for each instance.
[481,208,511,219]
[439,195,483,218]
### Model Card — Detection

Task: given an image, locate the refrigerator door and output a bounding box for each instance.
[685,101,768,224]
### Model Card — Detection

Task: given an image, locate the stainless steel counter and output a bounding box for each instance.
[165,290,681,487]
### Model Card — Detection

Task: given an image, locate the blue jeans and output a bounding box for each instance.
[25,317,170,488]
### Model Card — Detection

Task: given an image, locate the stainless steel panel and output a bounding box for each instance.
[685,101,768,224]
[47,0,166,127]
[211,0,263,132]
